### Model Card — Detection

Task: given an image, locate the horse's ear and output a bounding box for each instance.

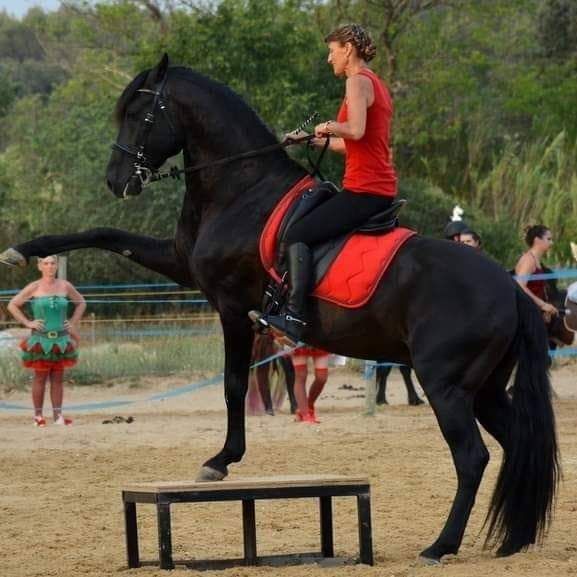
[149,53,170,85]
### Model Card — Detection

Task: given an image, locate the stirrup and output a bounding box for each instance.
[248,310,305,348]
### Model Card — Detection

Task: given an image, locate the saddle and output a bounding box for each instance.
[275,181,406,283]
[259,176,416,309]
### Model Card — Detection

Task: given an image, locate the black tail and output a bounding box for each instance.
[485,289,560,555]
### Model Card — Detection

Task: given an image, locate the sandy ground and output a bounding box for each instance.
[1,364,576,577]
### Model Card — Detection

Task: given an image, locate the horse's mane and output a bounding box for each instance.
[114,65,277,144]
[173,67,276,139]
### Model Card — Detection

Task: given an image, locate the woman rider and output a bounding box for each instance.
[255,24,397,342]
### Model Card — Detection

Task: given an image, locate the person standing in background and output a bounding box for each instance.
[514,225,558,322]
[291,346,330,423]
[8,255,86,427]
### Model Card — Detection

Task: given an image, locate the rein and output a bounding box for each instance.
[112,77,328,191]
[148,134,318,184]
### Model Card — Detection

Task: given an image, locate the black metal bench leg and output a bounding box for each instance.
[242,499,257,565]
[319,496,334,557]
[157,502,174,570]
[357,491,374,565]
[124,500,140,568]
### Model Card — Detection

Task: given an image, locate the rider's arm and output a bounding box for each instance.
[315,75,373,141]
[515,254,557,314]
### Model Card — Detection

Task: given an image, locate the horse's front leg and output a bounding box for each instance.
[197,317,254,481]
[0,228,192,286]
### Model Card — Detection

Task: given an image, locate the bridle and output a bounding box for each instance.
[111,74,176,193]
[111,76,327,196]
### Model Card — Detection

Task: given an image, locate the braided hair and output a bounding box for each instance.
[324,24,377,62]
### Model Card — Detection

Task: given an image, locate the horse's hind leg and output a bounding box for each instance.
[400,366,424,406]
[474,358,516,450]
[419,383,489,562]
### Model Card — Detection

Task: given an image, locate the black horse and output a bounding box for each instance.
[2,56,558,563]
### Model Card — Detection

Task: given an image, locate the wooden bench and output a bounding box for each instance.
[122,474,373,569]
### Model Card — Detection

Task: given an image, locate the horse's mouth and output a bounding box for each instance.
[121,179,142,199]
[110,174,142,199]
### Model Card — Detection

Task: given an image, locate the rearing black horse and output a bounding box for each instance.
[23,55,564,562]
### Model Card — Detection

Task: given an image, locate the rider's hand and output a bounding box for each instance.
[26,319,44,331]
[314,121,332,138]
[282,130,310,144]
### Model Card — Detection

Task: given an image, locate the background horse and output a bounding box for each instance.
[4,55,558,563]
[375,363,423,405]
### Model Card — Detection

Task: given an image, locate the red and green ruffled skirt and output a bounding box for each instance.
[20,340,78,371]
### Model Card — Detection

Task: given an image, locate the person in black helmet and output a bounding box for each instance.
[443,220,469,241]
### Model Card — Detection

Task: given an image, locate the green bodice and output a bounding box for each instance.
[26,295,71,354]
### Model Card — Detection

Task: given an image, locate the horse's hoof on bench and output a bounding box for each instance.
[196,466,227,482]
[0,248,27,267]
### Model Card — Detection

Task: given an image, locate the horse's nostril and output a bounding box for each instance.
[106,178,114,191]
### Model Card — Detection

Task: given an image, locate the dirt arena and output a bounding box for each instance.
[1,364,576,577]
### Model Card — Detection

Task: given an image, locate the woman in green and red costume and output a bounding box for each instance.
[8,255,86,427]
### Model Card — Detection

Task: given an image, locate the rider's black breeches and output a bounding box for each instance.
[284,189,394,248]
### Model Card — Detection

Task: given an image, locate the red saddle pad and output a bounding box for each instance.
[260,176,416,308]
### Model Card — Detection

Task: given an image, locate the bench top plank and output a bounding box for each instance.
[123,474,369,494]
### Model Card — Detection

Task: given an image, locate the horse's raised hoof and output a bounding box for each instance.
[0,248,27,268]
[409,397,425,406]
[195,466,227,482]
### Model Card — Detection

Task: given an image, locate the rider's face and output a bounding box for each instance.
[327,41,350,76]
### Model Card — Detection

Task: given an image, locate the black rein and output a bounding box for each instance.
[112,77,326,187]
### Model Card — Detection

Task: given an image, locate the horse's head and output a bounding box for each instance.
[106,54,183,198]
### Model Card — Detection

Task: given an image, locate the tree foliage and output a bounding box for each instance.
[1,0,577,290]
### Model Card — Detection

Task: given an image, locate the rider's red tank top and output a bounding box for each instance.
[336,68,397,197]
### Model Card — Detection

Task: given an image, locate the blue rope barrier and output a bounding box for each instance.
[0,343,299,413]
[514,268,577,282]
[1,267,577,298]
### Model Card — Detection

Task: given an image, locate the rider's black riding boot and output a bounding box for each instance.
[257,242,312,343]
